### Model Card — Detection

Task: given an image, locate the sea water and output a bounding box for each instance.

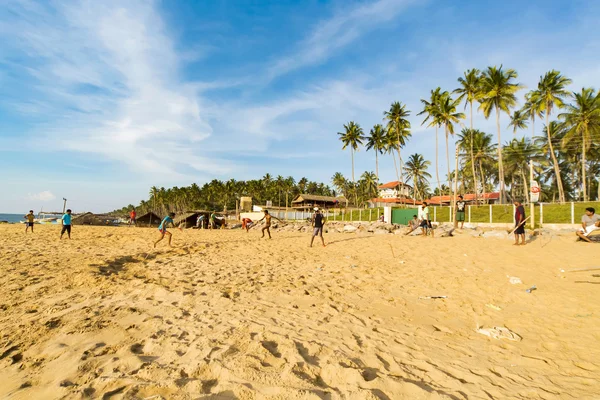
[0,213,28,223]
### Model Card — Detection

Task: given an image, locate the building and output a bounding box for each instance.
[136,212,161,227]
[368,197,423,208]
[427,192,500,205]
[291,194,348,210]
[377,181,413,199]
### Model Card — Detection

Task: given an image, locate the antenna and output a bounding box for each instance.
[62,198,67,214]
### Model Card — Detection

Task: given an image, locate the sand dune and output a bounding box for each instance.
[1,224,599,399]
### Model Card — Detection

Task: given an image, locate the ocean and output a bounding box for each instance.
[0,213,28,223]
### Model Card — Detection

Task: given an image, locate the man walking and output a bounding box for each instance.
[513,200,526,245]
[310,207,326,247]
[60,209,73,240]
[456,195,466,229]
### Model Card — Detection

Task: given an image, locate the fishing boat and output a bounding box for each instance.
[19,208,60,224]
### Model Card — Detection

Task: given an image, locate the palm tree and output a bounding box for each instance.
[365,124,386,182]
[508,110,529,134]
[478,65,523,204]
[384,130,401,185]
[331,172,348,197]
[337,121,365,187]
[521,92,543,138]
[437,92,465,198]
[405,153,432,200]
[503,137,540,202]
[532,70,572,203]
[471,130,496,203]
[418,88,444,195]
[454,69,481,201]
[559,87,600,201]
[384,102,411,186]
[360,171,379,202]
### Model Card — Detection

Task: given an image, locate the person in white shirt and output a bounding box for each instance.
[576,207,600,243]
[418,202,434,237]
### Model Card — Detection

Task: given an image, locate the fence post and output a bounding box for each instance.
[489,204,492,224]
[370,209,372,221]
[513,204,516,225]
[571,202,575,225]
[359,209,362,222]
[377,208,380,221]
[434,206,437,222]
[449,205,452,223]
[468,205,471,223]
[540,203,544,226]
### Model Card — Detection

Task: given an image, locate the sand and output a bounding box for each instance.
[0,224,599,399]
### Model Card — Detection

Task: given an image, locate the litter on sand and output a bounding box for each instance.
[476,326,521,341]
[508,276,522,284]
[526,285,537,293]
[419,296,448,300]
[486,304,502,311]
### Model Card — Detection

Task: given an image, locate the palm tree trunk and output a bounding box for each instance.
[479,162,486,205]
[496,108,506,204]
[375,151,379,183]
[546,108,565,203]
[351,148,355,184]
[392,152,400,184]
[435,125,441,196]
[445,124,450,196]
[582,128,588,201]
[469,101,478,204]
[521,170,530,203]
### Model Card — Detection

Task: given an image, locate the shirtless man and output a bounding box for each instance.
[256,210,282,239]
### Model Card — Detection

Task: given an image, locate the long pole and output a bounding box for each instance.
[453,146,459,228]
[529,160,534,229]
[62,198,67,213]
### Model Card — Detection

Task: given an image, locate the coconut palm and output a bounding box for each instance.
[337,121,365,185]
[531,70,572,203]
[521,92,544,138]
[365,124,386,182]
[454,69,481,200]
[559,87,600,201]
[503,137,540,202]
[471,130,496,203]
[384,102,411,185]
[418,88,445,196]
[436,92,465,197]
[360,171,379,202]
[508,110,529,134]
[405,153,432,200]
[331,172,348,197]
[478,65,523,204]
[384,129,401,185]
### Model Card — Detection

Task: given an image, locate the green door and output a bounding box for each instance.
[391,208,419,225]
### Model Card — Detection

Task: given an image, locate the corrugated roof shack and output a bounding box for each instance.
[71,213,120,226]
[291,194,348,210]
[136,212,161,227]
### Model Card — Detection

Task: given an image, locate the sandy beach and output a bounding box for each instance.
[1,224,599,399]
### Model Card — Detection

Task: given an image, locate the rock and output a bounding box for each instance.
[343,225,357,233]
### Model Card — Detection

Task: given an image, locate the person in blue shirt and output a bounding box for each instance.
[60,209,73,240]
[154,212,181,248]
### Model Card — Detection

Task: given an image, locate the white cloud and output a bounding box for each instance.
[26,191,56,202]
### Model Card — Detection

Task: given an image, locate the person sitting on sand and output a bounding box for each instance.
[513,200,526,245]
[310,207,326,247]
[60,209,72,240]
[406,215,419,235]
[456,195,466,229]
[241,217,253,232]
[154,212,181,248]
[418,202,434,237]
[24,210,35,233]
[576,207,600,243]
[256,210,282,239]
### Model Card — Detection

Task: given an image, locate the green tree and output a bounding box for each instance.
[559,87,600,201]
[531,70,572,202]
[454,69,481,200]
[337,121,365,186]
[508,109,529,134]
[405,153,432,200]
[384,102,411,186]
[478,65,523,203]
[365,124,386,182]
[418,88,444,195]
[436,92,465,196]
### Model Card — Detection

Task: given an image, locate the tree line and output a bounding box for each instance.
[336,66,600,204]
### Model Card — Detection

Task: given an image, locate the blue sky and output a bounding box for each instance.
[1,0,599,213]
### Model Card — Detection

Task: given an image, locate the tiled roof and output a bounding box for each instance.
[377,181,412,189]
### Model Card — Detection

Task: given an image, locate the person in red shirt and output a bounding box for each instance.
[513,200,526,245]
[129,208,137,227]
[241,218,253,232]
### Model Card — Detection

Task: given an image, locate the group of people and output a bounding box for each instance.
[24,209,73,239]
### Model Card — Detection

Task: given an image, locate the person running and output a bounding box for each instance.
[24,210,35,233]
[513,200,526,245]
[154,212,181,248]
[60,209,73,240]
[310,207,326,247]
[576,207,600,243]
[405,214,419,235]
[456,195,466,229]
[129,208,137,226]
[256,210,281,239]
[418,202,434,237]
[241,217,253,232]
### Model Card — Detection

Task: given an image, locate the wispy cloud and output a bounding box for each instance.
[266,0,419,81]
[26,190,56,202]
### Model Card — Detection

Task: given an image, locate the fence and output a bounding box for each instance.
[268,201,600,227]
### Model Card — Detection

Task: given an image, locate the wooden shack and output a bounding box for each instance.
[136,212,161,227]
[291,194,348,210]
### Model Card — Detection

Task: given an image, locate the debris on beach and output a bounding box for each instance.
[476,326,521,341]
[418,295,448,300]
[508,276,522,284]
[525,285,537,293]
